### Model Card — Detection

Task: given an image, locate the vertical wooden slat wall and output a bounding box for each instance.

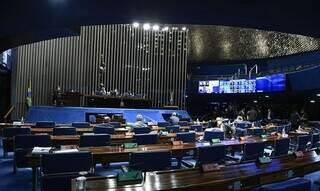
[11,25,188,119]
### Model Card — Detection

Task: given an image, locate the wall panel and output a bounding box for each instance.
[11,25,188,119]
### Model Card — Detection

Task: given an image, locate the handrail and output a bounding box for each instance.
[4,105,15,122]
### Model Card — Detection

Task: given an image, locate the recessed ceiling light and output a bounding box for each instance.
[143,23,151,30]
[132,22,139,28]
[152,25,160,31]
[310,100,316,103]
[182,27,187,31]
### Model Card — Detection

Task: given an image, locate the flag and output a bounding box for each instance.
[26,79,32,108]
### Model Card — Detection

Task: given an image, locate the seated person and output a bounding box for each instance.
[206,117,224,132]
[169,112,180,125]
[133,114,148,128]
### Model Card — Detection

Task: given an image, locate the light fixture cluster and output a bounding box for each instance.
[132,22,187,31]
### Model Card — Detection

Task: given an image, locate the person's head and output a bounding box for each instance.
[103,116,110,123]
[172,112,177,117]
[136,114,143,122]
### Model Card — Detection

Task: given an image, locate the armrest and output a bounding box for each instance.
[181,160,195,168]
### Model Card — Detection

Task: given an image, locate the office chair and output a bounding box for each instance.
[35,121,56,128]
[132,127,151,134]
[79,134,111,147]
[135,134,158,145]
[176,132,196,143]
[93,126,115,134]
[71,122,90,128]
[198,145,226,165]
[129,150,171,171]
[166,125,180,133]
[190,125,203,132]
[14,134,51,173]
[242,142,265,161]
[109,122,121,128]
[52,127,76,136]
[2,127,31,157]
[157,122,170,127]
[203,131,224,142]
[274,138,290,157]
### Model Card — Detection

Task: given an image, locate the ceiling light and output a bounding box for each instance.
[310,100,316,103]
[162,26,169,31]
[133,22,139,28]
[253,100,258,103]
[143,23,151,30]
[317,94,320,97]
[265,95,269,98]
[182,27,187,31]
[152,25,160,31]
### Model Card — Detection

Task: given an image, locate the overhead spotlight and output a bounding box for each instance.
[143,23,151,30]
[265,95,269,98]
[310,100,316,103]
[162,26,169,31]
[133,22,139,28]
[253,100,258,103]
[182,27,187,31]
[152,25,160,31]
[317,94,320,97]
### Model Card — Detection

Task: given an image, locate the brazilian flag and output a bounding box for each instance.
[26,79,32,108]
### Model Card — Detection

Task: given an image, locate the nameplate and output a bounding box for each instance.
[172,141,183,146]
[211,139,221,144]
[201,163,221,172]
[257,157,272,164]
[123,143,138,149]
[294,151,304,158]
[117,170,143,182]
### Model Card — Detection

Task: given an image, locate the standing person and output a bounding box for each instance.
[267,108,274,121]
[247,107,258,122]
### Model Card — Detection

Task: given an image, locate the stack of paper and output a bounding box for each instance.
[32,147,52,154]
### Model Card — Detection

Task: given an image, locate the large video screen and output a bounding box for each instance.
[198,74,286,94]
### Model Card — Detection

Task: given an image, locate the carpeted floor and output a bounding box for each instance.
[0,137,319,191]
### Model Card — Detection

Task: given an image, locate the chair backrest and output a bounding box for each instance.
[190,125,203,132]
[198,145,226,165]
[243,142,265,161]
[176,132,196,143]
[41,152,92,174]
[274,138,290,157]
[14,134,51,149]
[165,125,180,133]
[203,131,224,142]
[52,127,76,136]
[3,127,31,138]
[132,127,151,134]
[35,121,56,128]
[109,122,121,128]
[93,126,115,134]
[71,122,90,128]
[312,133,320,148]
[178,121,189,126]
[277,126,285,133]
[252,128,264,136]
[157,122,170,127]
[129,150,171,171]
[297,135,312,151]
[135,134,158,145]
[235,122,252,129]
[79,134,110,147]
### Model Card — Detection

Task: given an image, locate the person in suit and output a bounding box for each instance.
[169,112,180,125]
[134,114,148,128]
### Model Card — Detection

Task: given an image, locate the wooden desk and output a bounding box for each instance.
[72,151,320,191]
[30,127,129,135]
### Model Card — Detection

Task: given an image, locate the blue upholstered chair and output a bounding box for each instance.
[274,138,290,157]
[40,152,92,191]
[93,126,115,134]
[178,121,189,126]
[109,122,121,128]
[157,122,170,127]
[129,150,171,171]
[198,145,226,165]
[250,128,264,136]
[176,132,196,143]
[294,135,312,151]
[166,125,180,133]
[52,127,76,136]
[311,133,320,148]
[242,142,265,161]
[258,178,311,191]
[2,127,31,157]
[35,121,56,128]
[71,122,90,128]
[79,134,111,147]
[135,134,158,145]
[14,134,51,173]
[132,127,151,134]
[190,125,203,132]
[277,125,285,133]
[203,131,224,142]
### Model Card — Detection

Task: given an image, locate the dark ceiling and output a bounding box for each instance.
[1,0,320,52]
